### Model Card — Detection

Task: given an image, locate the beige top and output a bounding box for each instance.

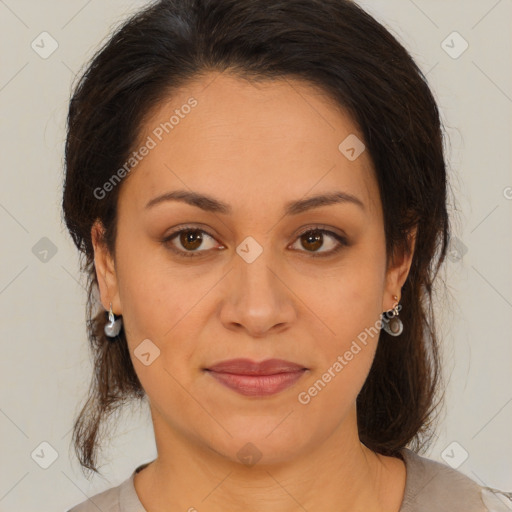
[67,448,512,511]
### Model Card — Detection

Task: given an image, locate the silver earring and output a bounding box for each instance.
[104,301,122,338]
[382,295,403,336]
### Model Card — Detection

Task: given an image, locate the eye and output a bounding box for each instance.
[162,226,222,258]
[289,227,348,258]
[161,225,348,258]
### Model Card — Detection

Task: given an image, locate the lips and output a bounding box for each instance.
[204,358,308,397]
[206,358,307,375]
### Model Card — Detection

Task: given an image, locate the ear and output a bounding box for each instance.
[91,219,122,315]
[382,225,417,311]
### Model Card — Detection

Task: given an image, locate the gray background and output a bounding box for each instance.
[0,0,511,510]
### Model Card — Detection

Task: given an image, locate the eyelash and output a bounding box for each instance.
[161,225,348,259]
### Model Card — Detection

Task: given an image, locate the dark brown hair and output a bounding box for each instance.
[62,0,451,477]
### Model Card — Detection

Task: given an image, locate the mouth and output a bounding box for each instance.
[204,358,308,397]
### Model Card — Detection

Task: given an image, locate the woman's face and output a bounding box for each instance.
[93,71,413,465]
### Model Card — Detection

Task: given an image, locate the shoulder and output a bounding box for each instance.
[66,476,125,512]
[400,448,512,512]
[67,461,151,512]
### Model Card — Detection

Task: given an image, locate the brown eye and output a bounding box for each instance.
[162,227,219,257]
[290,228,348,258]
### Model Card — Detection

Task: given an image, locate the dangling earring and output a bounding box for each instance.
[104,301,122,338]
[382,295,403,336]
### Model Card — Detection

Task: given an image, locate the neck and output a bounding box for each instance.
[134,405,406,512]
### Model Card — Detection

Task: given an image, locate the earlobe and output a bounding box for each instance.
[91,220,121,314]
[382,226,417,311]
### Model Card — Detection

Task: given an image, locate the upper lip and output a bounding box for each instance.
[206,358,307,375]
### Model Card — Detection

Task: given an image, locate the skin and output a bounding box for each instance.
[92,71,416,511]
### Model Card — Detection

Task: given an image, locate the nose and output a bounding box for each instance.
[218,247,297,338]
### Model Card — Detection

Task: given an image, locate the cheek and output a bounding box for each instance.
[298,284,382,420]
[298,244,385,409]
[308,246,386,348]
[113,232,209,393]
[114,226,191,336]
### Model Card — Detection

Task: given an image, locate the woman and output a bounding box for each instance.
[63,0,510,510]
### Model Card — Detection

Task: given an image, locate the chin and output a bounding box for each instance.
[202,423,312,467]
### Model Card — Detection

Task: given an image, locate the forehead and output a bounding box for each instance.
[118,71,380,218]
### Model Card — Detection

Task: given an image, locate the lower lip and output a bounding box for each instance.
[206,370,306,397]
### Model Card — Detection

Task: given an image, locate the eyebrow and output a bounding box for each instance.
[144,189,365,215]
